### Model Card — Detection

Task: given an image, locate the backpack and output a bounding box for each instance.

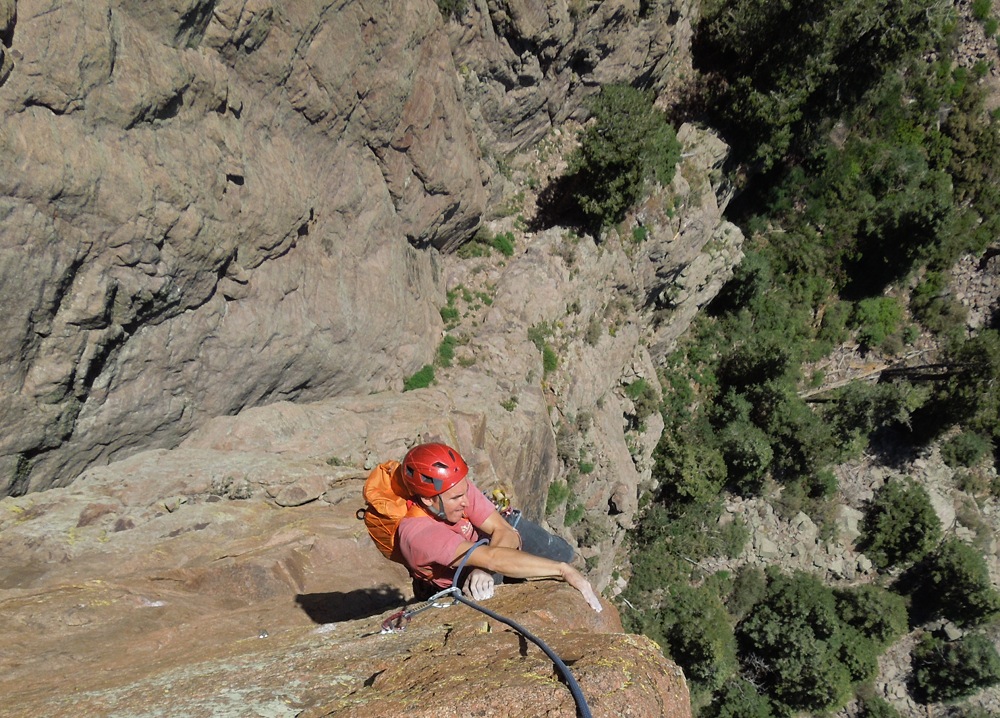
[360,460,426,562]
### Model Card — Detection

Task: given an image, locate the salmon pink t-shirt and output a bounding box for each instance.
[396,481,495,588]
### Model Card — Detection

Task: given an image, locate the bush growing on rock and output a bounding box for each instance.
[858,478,941,570]
[736,570,854,713]
[568,83,681,230]
[402,364,435,391]
[911,538,1000,627]
[702,678,775,718]
[911,632,1000,703]
[659,583,739,692]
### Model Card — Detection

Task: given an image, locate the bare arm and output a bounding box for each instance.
[457,509,521,600]
[450,542,602,612]
[475,510,522,550]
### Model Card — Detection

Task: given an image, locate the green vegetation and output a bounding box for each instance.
[546,479,569,515]
[568,84,681,230]
[527,321,560,376]
[850,297,905,352]
[908,538,1000,627]
[402,364,434,392]
[624,378,660,421]
[703,678,774,718]
[657,583,738,693]
[616,0,1000,712]
[738,571,855,712]
[564,502,586,525]
[457,227,516,258]
[858,478,941,570]
[436,335,457,368]
[912,632,1000,703]
[542,344,559,374]
[857,694,901,718]
[439,304,459,325]
[942,431,993,469]
[434,0,467,19]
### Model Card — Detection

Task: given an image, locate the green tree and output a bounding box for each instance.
[828,380,928,457]
[697,0,950,169]
[851,297,904,350]
[941,431,993,469]
[858,478,941,569]
[737,571,853,713]
[837,625,880,682]
[936,330,1000,445]
[727,565,768,621]
[912,632,1000,703]
[651,424,727,505]
[661,584,739,691]
[703,678,775,718]
[719,419,773,496]
[916,538,1000,627]
[568,84,681,229]
[835,584,909,647]
[858,694,901,718]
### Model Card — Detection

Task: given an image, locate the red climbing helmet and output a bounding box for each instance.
[401,442,469,498]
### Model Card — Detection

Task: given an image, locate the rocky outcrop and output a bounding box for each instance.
[0,2,746,713]
[449,0,696,153]
[1,0,710,498]
[0,397,691,717]
[1,0,474,493]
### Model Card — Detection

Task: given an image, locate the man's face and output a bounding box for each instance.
[427,478,470,523]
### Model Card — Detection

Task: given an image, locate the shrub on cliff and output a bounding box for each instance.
[858,478,941,570]
[910,538,1000,627]
[911,632,1000,703]
[736,570,863,713]
[568,84,680,230]
[659,583,739,692]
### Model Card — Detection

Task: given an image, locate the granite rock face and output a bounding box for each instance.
[1,0,475,493]
[0,2,741,714]
[0,394,691,717]
[1,0,702,496]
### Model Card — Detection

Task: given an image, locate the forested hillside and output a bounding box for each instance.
[612,0,1000,715]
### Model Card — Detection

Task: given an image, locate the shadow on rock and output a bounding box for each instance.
[296,584,406,623]
[530,172,590,235]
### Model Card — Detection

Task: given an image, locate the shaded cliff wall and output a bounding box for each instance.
[0,0,696,495]
[0,0,476,493]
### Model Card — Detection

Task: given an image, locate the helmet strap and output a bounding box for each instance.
[430,495,447,520]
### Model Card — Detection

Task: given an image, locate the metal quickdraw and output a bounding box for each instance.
[379,586,459,633]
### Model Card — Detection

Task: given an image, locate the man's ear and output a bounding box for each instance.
[417,495,433,509]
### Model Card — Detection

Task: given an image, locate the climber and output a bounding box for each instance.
[394,442,603,613]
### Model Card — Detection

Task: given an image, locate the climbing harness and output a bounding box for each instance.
[378,539,593,718]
